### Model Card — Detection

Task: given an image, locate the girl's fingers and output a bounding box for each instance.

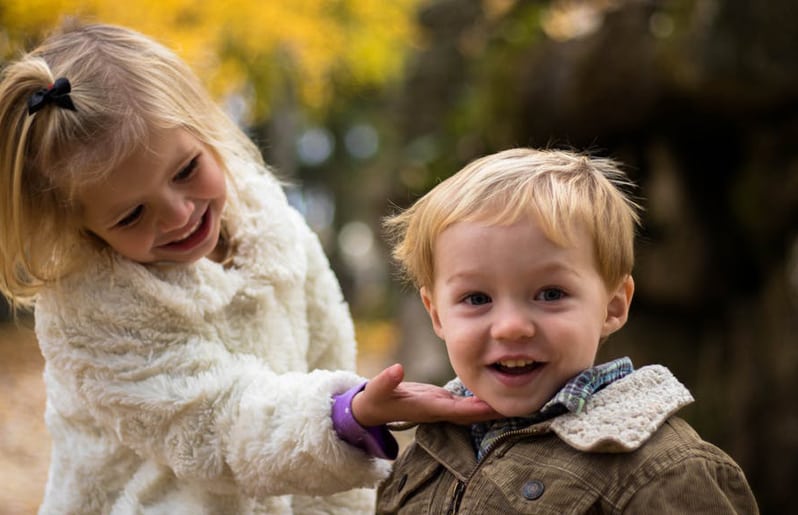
[367,363,404,397]
[352,364,405,426]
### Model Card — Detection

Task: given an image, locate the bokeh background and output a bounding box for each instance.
[1,1,796,513]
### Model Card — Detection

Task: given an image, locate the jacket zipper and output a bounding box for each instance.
[482,424,545,459]
[449,481,465,514]
[446,424,548,514]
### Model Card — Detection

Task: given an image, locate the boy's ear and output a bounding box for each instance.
[420,286,445,340]
[602,275,635,337]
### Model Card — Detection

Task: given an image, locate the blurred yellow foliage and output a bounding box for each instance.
[0,0,421,118]
[354,318,399,356]
[354,318,400,377]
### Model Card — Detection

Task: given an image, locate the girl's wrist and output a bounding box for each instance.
[331,382,398,459]
[349,388,375,427]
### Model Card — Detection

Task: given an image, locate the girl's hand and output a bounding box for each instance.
[350,363,500,427]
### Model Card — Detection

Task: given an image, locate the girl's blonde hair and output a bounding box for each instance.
[0,21,264,307]
[384,148,642,291]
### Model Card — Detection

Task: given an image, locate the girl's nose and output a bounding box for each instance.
[490,303,535,342]
[157,194,193,233]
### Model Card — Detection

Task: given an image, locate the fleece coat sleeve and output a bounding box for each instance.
[36,263,389,501]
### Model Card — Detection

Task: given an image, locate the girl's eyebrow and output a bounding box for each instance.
[171,144,200,171]
[86,185,137,228]
[99,199,139,229]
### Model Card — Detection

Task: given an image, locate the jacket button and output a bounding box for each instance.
[521,480,545,500]
[397,474,408,492]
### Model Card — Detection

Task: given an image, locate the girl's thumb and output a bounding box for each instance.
[369,363,404,395]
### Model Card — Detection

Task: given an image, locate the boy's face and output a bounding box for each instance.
[79,128,227,265]
[421,218,633,417]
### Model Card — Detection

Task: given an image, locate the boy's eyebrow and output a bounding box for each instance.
[441,260,583,285]
[537,262,595,283]
[441,270,481,285]
[534,261,583,275]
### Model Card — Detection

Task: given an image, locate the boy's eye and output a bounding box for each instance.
[536,288,565,301]
[174,156,199,181]
[117,205,143,227]
[465,292,492,306]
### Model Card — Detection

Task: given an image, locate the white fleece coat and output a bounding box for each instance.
[34,161,391,514]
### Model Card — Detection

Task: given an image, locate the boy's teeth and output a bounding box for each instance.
[497,359,535,368]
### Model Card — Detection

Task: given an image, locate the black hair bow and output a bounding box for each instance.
[28,77,77,115]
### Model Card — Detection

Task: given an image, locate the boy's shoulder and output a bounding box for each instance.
[551,364,694,453]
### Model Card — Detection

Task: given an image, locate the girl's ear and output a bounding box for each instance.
[420,286,445,340]
[602,275,635,337]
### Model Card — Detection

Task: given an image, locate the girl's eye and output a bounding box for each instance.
[174,156,199,181]
[465,292,492,306]
[117,205,143,228]
[536,288,565,302]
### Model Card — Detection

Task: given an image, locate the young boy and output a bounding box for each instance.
[376,148,758,514]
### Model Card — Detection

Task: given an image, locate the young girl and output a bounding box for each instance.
[0,22,494,514]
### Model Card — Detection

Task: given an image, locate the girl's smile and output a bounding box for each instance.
[156,206,211,252]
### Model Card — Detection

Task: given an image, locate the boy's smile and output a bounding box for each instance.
[421,218,633,417]
[78,128,227,265]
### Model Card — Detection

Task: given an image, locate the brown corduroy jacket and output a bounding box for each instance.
[377,366,758,514]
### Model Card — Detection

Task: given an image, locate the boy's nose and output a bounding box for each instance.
[490,303,535,341]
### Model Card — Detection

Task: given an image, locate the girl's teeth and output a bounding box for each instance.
[175,219,201,242]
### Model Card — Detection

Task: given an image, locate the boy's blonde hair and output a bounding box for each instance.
[385,148,642,291]
[0,22,263,307]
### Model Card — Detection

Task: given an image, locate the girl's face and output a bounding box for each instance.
[420,219,633,417]
[79,128,227,265]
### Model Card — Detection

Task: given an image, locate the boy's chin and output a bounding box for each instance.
[463,386,547,418]
[489,400,545,418]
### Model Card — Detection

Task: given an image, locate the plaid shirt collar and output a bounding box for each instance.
[469,357,634,460]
